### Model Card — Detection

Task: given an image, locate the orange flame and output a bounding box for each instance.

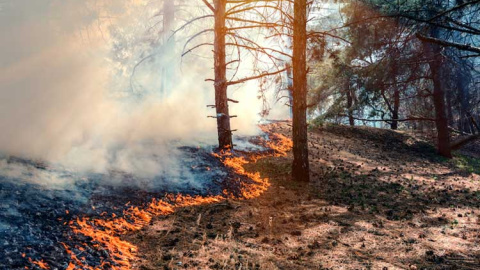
[28,258,50,270]
[33,128,291,270]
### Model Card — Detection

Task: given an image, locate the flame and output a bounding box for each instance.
[31,127,291,270]
[213,127,293,199]
[28,258,50,270]
[62,195,225,269]
[259,124,293,157]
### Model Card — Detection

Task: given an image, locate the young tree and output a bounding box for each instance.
[335,0,480,157]
[179,0,289,150]
[211,0,234,149]
[420,25,453,157]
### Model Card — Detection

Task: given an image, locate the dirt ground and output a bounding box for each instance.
[127,123,480,270]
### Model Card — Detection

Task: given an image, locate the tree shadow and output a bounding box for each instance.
[299,125,480,269]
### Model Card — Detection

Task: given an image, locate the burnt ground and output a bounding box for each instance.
[128,123,480,270]
[0,146,229,270]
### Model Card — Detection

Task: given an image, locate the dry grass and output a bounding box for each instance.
[128,123,480,270]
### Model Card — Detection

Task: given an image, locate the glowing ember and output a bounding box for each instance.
[31,129,292,269]
[28,258,50,270]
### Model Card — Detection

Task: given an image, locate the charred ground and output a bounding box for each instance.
[0,146,230,269]
[128,123,480,270]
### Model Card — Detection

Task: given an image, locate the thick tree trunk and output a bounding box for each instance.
[431,63,452,158]
[292,0,310,182]
[422,28,452,158]
[213,0,233,149]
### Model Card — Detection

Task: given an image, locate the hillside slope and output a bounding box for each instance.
[128,123,480,270]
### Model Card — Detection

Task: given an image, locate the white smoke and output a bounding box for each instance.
[0,0,265,181]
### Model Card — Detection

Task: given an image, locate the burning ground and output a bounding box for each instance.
[0,126,292,270]
[0,145,229,269]
[128,123,480,270]
[2,122,480,269]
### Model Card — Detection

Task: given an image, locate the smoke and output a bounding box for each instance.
[0,0,265,182]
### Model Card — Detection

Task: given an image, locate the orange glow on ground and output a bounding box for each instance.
[30,128,292,269]
[28,259,50,270]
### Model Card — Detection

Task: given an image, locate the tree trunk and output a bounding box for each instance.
[446,87,454,127]
[476,115,480,133]
[346,85,354,126]
[422,28,452,158]
[213,0,233,149]
[457,67,472,133]
[391,89,400,130]
[469,116,476,134]
[431,62,452,158]
[390,60,400,130]
[292,0,310,182]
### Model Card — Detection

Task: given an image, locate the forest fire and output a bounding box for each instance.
[5,0,480,268]
[25,127,292,270]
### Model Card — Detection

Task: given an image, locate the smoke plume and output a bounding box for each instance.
[0,0,264,182]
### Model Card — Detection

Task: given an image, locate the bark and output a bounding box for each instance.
[446,88,454,127]
[421,28,452,158]
[457,68,472,133]
[476,115,480,133]
[390,61,400,130]
[391,89,400,130]
[469,115,476,134]
[214,0,233,149]
[469,113,480,132]
[292,0,310,182]
[346,85,354,126]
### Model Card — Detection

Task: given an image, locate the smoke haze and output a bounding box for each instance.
[0,0,268,181]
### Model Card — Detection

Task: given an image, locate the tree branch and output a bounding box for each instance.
[417,34,480,54]
[201,0,215,13]
[228,68,287,86]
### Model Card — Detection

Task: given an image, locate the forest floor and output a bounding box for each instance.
[127,122,480,270]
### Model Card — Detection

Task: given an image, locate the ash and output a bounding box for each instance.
[0,146,228,270]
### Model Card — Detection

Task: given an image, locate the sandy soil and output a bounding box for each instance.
[127,123,480,270]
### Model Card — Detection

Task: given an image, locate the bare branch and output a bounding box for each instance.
[417,34,480,54]
[201,0,215,13]
[182,42,213,57]
[228,68,287,86]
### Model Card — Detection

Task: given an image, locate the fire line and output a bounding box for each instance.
[28,125,292,270]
